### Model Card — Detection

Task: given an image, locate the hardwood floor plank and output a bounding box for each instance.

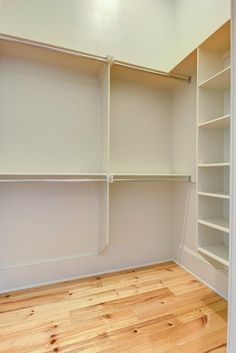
[0,262,227,353]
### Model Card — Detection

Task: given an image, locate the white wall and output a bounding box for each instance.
[0,183,173,292]
[0,0,175,72]
[173,0,230,69]
[0,0,230,72]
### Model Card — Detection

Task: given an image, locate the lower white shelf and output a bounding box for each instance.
[198,163,230,168]
[198,244,229,267]
[198,191,230,199]
[198,114,230,129]
[198,218,229,233]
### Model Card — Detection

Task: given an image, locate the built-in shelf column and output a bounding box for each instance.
[197,25,231,267]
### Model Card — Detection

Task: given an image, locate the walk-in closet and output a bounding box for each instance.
[0,1,234,352]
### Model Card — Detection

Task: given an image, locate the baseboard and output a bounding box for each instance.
[1,243,229,297]
[175,246,229,299]
[0,243,172,293]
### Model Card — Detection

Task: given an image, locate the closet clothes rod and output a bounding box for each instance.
[0,179,106,183]
[0,33,191,83]
[112,178,191,182]
[114,61,191,83]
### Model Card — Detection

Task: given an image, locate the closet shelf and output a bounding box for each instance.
[198,218,229,233]
[198,114,230,129]
[0,173,192,183]
[198,163,230,168]
[198,191,230,199]
[199,66,230,90]
[0,173,107,182]
[110,174,191,182]
[198,244,229,267]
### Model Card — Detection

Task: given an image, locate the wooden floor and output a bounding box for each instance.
[0,262,227,353]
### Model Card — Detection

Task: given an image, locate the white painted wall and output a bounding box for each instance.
[173,0,230,69]
[0,0,230,72]
[0,0,175,72]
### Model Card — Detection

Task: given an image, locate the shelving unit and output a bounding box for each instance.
[0,33,194,281]
[0,21,231,292]
[197,22,231,267]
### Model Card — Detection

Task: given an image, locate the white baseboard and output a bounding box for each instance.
[0,243,172,293]
[175,246,228,299]
[0,243,229,298]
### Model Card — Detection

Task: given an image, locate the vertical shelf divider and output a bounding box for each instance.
[99,60,111,253]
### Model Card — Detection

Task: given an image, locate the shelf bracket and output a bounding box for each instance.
[106,174,114,183]
[106,55,115,67]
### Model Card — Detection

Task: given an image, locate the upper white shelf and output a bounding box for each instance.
[199,66,230,90]
[198,114,230,129]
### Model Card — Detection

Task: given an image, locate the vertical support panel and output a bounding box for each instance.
[228,2,236,352]
[99,181,110,254]
[196,48,200,251]
[100,62,110,172]
[99,62,110,253]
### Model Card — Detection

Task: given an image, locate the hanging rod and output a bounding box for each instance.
[0,33,191,83]
[112,177,191,182]
[0,33,106,63]
[0,178,106,183]
[114,61,191,83]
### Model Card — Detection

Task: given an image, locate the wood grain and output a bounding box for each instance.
[0,262,227,353]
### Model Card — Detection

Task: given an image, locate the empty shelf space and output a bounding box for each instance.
[198,163,230,168]
[198,218,229,233]
[198,114,230,129]
[198,244,229,266]
[198,191,229,199]
[199,66,230,90]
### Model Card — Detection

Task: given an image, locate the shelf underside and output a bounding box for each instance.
[198,244,229,266]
